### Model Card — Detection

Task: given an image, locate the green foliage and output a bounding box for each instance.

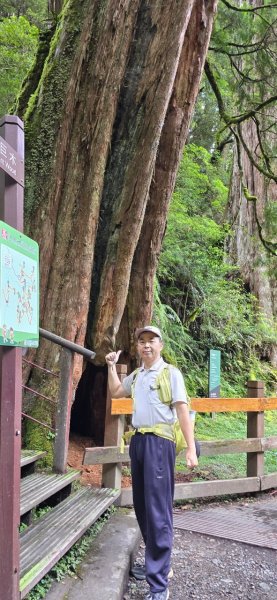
[155,143,277,398]
[176,410,277,481]
[0,16,39,114]
[0,1,48,26]
[24,407,54,468]
[189,74,220,152]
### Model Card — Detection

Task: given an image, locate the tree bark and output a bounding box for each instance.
[227,139,277,366]
[18,0,217,442]
[124,0,217,359]
[226,0,277,367]
[88,0,198,361]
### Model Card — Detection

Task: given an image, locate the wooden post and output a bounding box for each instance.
[102,363,127,489]
[246,381,265,478]
[0,115,24,600]
[53,347,74,473]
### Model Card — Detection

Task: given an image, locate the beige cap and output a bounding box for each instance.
[135,325,163,340]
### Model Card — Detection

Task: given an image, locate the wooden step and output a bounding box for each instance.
[21,449,47,468]
[20,486,120,598]
[20,470,79,516]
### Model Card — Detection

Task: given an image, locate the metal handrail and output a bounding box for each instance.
[23,357,59,377]
[23,385,57,404]
[39,327,96,361]
[22,412,55,431]
[23,327,96,472]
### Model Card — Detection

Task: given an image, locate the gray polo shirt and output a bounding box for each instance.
[122,357,188,428]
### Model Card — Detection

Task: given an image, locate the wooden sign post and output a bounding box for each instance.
[0,115,24,600]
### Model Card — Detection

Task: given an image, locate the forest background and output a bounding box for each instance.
[0,0,276,465]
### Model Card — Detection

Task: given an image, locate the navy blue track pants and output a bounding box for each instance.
[129,432,176,593]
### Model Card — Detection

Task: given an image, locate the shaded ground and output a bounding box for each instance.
[68,433,134,487]
[67,433,102,486]
[124,494,277,600]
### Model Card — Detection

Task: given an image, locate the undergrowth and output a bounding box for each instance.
[176,411,277,480]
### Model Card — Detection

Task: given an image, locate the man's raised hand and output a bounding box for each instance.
[105,350,122,366]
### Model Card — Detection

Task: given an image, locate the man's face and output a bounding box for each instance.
[137,332,163,366]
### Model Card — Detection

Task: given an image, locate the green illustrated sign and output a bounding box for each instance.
[209,349,221,398]
[0,221,39,347]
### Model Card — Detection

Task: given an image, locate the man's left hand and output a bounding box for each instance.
[186,448,198,468]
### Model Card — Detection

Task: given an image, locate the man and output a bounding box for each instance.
[105,325,198,600]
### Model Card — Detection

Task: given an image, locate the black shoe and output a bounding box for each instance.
[130,564,146,580]
[130,564,173,581]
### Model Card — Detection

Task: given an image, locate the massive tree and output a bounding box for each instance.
[206,0,277,368]
[226,1,277,367]
[18,0,217,441]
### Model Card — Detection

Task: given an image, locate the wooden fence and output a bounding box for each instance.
[83,371,277,506]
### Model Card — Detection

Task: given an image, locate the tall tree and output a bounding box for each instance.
[18,0,217,442]
[206,0,277,367]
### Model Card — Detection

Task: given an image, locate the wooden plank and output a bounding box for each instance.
[119,476,261,506]
[84,436,277,464]
[199,436,277,455]
[261,436,277,451]
[187,438,262,456]
[191,398,277,412]
[111,398,132,414]
[118,477,261,506]
[102,364,127,489]
[173,477,260,500]
[247,381,265,478]
[20,487,120,598]
[20,450,47,468]
[20,471,79,516]
[84,446,130,465]
[260,473,277,491]
[111,397,277,415]
[53,348,73,474]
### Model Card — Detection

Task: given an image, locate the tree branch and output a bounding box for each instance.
[221,0,277,13]
[227,95,277,127]
[204,61,228,120]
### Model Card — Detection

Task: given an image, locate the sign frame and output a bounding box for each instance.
[0,134,24,186]
[209,349,221,398]
[0,220,39,348]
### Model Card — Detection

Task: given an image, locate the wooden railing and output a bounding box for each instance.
[83,372,277,506]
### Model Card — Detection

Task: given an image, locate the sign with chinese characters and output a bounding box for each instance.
[208,349,221,398]
[0,221,39,347]
[0,135,24,186]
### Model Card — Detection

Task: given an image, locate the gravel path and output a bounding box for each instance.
[124,495,277,600]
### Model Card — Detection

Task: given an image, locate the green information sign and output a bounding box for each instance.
[209,349,221,398]
[0,220,39,347]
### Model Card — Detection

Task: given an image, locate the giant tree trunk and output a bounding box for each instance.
[226,0,277,368]
[227,141,277,367]
[19,0,217,442]
[125,0,216,358]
